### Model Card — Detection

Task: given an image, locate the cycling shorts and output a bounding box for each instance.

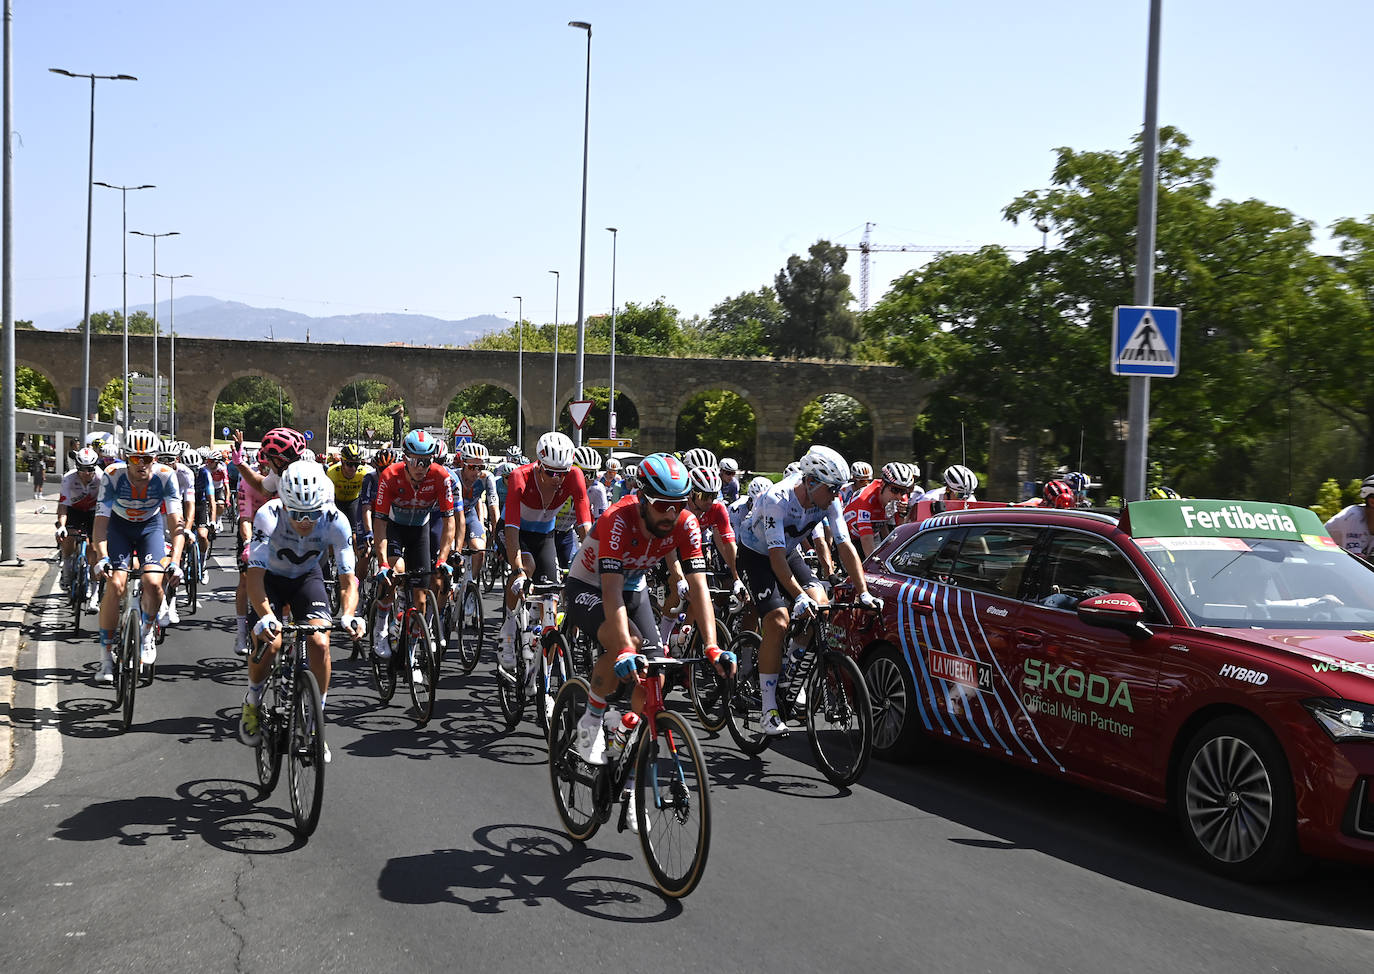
[385,520,432,580]
[563,577,666,657]
[65,509,95,539]
[246,567,332,628]
[106,514,167,572]
[518,529,561,586]
[336,498,359,535]
[464,505,486,542]
[737,545,817,615]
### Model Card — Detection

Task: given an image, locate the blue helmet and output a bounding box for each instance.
[403,429,440,457]
[637,452,692,500]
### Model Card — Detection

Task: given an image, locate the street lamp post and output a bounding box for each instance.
[549,269,560,430]
[155,272,190,435]
[94,182,153,436]
[513,295,524,451]
[49,67,137,442]
[606,226,618,439]
[569,21,593,447]
[131,230,178,433]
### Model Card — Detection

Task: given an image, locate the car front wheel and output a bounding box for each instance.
[862,643,925,762]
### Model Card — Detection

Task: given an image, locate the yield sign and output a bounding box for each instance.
[453,417,475,438]
[567,400,594,430]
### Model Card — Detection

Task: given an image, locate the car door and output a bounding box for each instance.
[1010,529,1166,796]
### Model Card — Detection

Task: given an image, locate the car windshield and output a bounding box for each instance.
[1138,537,1374,629]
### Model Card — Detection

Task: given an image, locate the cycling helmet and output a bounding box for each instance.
[880,461,918,491]
[340,444,363,465]
[505,445,523,461]
[278,460,329,513]
[99,439,121,460]
[1149,486,1180,500]
[623,464,639,482]
[689,464,722,495]
[372,447,396,469]
[493,460,516,478]
[123,428,161,457]
[1043,479,1076,509]
[573,445,603,473]
[1362,475,1374,501]
[747,475,773,500]
[605,457,621,472]
[181,446,203,469]
[259,427,306,464]
[73,446,100,470]
[638,453,692,500]
[198,445,217,462]
[942,464,978,498]
[1065,471,1090,493]
[682,447,718,471]
[799,445,850,488]
[719,457,739,474]
[784,461,802,478]
[460,442,490,464]
[300,448,317,464]
[536,431,575,472]
[156,439,180,462]
[434,440,449,463]
[402,429,439,457]
[851,460,874,481]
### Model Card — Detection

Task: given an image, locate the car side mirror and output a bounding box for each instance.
[1077,593,1153,638]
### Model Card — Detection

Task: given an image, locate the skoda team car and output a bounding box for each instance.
[835,498,1374,879]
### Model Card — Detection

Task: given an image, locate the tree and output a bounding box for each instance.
[676,390,756,467]
[88,310,155,335]
[773,240,858,359]
[691,288,779,358]
[16,319,34,330]
[794,394,872,464]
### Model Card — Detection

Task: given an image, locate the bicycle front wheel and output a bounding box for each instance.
[537,632,570,736]
[118,614,138,731]
[406,617,438,726]
[183,547,199,615]
[636,710,712,898]
[456,581,483,675]
[547,678,602,842]
[288,670,326,837]
[724,630,770,755]
[806,651,873,788]
[255,677,283,795]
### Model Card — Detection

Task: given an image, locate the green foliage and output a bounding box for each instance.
[215,376,294,439]
[98,376,124,422]
[676,390,756,467]
[328,401,407,445]
[17,319,34,330]
[88,310,155,335]
[773,240,858,359]
[691,289,780,358]
[794,394,872,462]
[13,366,58,410]
[1310,479,1350,522]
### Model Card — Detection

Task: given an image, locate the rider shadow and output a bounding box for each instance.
[699,741,848,798]
[376,823,682,922]
[53,777,303,855]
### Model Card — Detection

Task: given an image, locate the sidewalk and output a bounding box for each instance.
[0,498,63,780]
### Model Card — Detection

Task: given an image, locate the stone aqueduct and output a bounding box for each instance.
[15,331,930,472]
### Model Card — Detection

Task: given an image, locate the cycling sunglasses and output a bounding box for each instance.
[642,494,687,514]
[540,465,569,479]
[126,454,155,465]
[288,508,325,523]
[404,453,431,465]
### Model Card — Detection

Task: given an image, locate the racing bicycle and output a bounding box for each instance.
[64,528,93,635]
[367,567,441,726]
[497,579,563,733]
[251,621,330,838]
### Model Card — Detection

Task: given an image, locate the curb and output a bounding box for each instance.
[0,551,58,781]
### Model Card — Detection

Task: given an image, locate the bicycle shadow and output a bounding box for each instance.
[53,777,304,854]
[376,823,682,922]
[698,740,850,798]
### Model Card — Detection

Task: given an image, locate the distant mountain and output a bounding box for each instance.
[33,296,511,347]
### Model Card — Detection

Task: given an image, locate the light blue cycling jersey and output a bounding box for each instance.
[96,461,182,524]
[738,473,850,554]
[247,499,355,579]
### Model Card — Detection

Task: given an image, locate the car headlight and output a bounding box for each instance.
[1303,698,1374,741]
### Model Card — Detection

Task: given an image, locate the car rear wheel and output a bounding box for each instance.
[1175,714,1301,881]
[863,643,924,762]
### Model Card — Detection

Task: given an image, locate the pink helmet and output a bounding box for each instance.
[259,427,306,464]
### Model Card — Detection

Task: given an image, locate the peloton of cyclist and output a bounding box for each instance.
[230,427,304,655]
[918,464,979,508]
[844,460,919,559]
[658,461,748,639]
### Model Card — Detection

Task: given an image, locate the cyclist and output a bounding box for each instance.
[1065,470,1092,507]
[658,463,747,639]
[355,445,394,581]
[326,444,367,535]
[578,446,611,521]
[1326,476,1374,558]
[498,432,590,677]
[153,440,197,627]
[230,427,304,655]
[372,429,458,681]
[55,446,102,604]
[184,445,216,584]
[1150,485,1181,500]
[844,460,918,558]
[719,457,741,504]
[737,445,881,735]
[1043,479,1077,509]
[604,457,625,502]
[920,464,979,506]
[553,447,602,567]
[237,461,366,761]
[729,474,773,538]
[92,429,185,682]
[458,442,499,580]
[841,460,873,505]
[567,452,735,770]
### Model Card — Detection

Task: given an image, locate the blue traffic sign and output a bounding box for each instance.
[222,426,230,436]
[1112,306,1180,377]
[303,430,314,441]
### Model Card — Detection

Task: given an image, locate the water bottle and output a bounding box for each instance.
[605,711,641,758]
[781,640,805,682]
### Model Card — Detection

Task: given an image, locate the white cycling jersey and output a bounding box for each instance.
[1325,504,1374,557]
[737,474,850,555]
[248,499,355,579]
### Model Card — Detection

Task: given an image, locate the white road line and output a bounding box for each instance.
[0,577,64,806]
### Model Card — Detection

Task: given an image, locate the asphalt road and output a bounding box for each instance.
[2,543,1373,974]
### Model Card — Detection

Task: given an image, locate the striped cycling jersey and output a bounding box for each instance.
[97,462,182,523]
[503,463,590,534]
[374,461,458,527]
[59,469,101,512]
[247,499,355,579]
[738,473,850,554]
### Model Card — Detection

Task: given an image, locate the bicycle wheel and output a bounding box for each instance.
[635,710,712,898]
[687,625,730,733]
[496,645,526,731]
[455,581,483,675]
[368,598,396,702]
[407,614,439,726]
[69,569,84,636]
[537,632,570,736]
[183,546,199,615]
[255,675,283,794]
[288,670,326,837]
[806,651,874,788]
[547,678,602,842]
[724,630,770,755]
[437,588,457,666]
[351,575,375,660]
[118,614,138,731]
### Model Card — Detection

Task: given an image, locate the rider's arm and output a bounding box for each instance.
[245,566,273,621]
[598,570,635,653]
[92,514,109,562]
[835,539,870,597]
[440,512,458,563]
[373,515,390,568]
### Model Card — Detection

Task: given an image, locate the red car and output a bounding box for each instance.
[834,498,1374,879]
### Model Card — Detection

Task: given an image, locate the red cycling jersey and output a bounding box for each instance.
[374,461,456,527]
[843,479,905,541]
[569,494,706,591]
[503,462,590,534]
[692,498,736,544]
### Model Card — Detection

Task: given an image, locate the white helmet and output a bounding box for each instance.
[605,457,621,472]
[880,461,918,490]
[434,440,449,462]
[719,457,739,474]
[123,428,161,456]
[182,446,204,469]
[689,465,722,495]
[851,460,874,480]
[747,475,773,500]
[1362,475,1374,501]
[799,445,850,488]
[460,442,489,463]
[943,464,978,498]
[300,448,317,464]
[493,460,516,478]
[784,461,802,478]
[682,447,718,471]
[279,460,329,513]
[536,431,575,472]
[624,464,639,481]
[99,439,120,460]
[574,445,603,472]
[73,446,101,469]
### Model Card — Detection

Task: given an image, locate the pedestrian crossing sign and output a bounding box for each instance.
[1112,306,1180,378]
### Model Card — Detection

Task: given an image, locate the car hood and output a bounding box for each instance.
[1207,627,1374,688]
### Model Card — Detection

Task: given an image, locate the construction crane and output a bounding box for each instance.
[847,222,1034,311]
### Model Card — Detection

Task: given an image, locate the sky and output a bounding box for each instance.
[16,1,1374,331]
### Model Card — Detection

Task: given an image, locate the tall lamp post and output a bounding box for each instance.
[549,269,560,430]
[606,226,618,439]
[130,230,178,432]
[513,295,524,451]
[49,67,137,442]
[568,20,593,447]
[155,272,190,435]
[94,181,153,436]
